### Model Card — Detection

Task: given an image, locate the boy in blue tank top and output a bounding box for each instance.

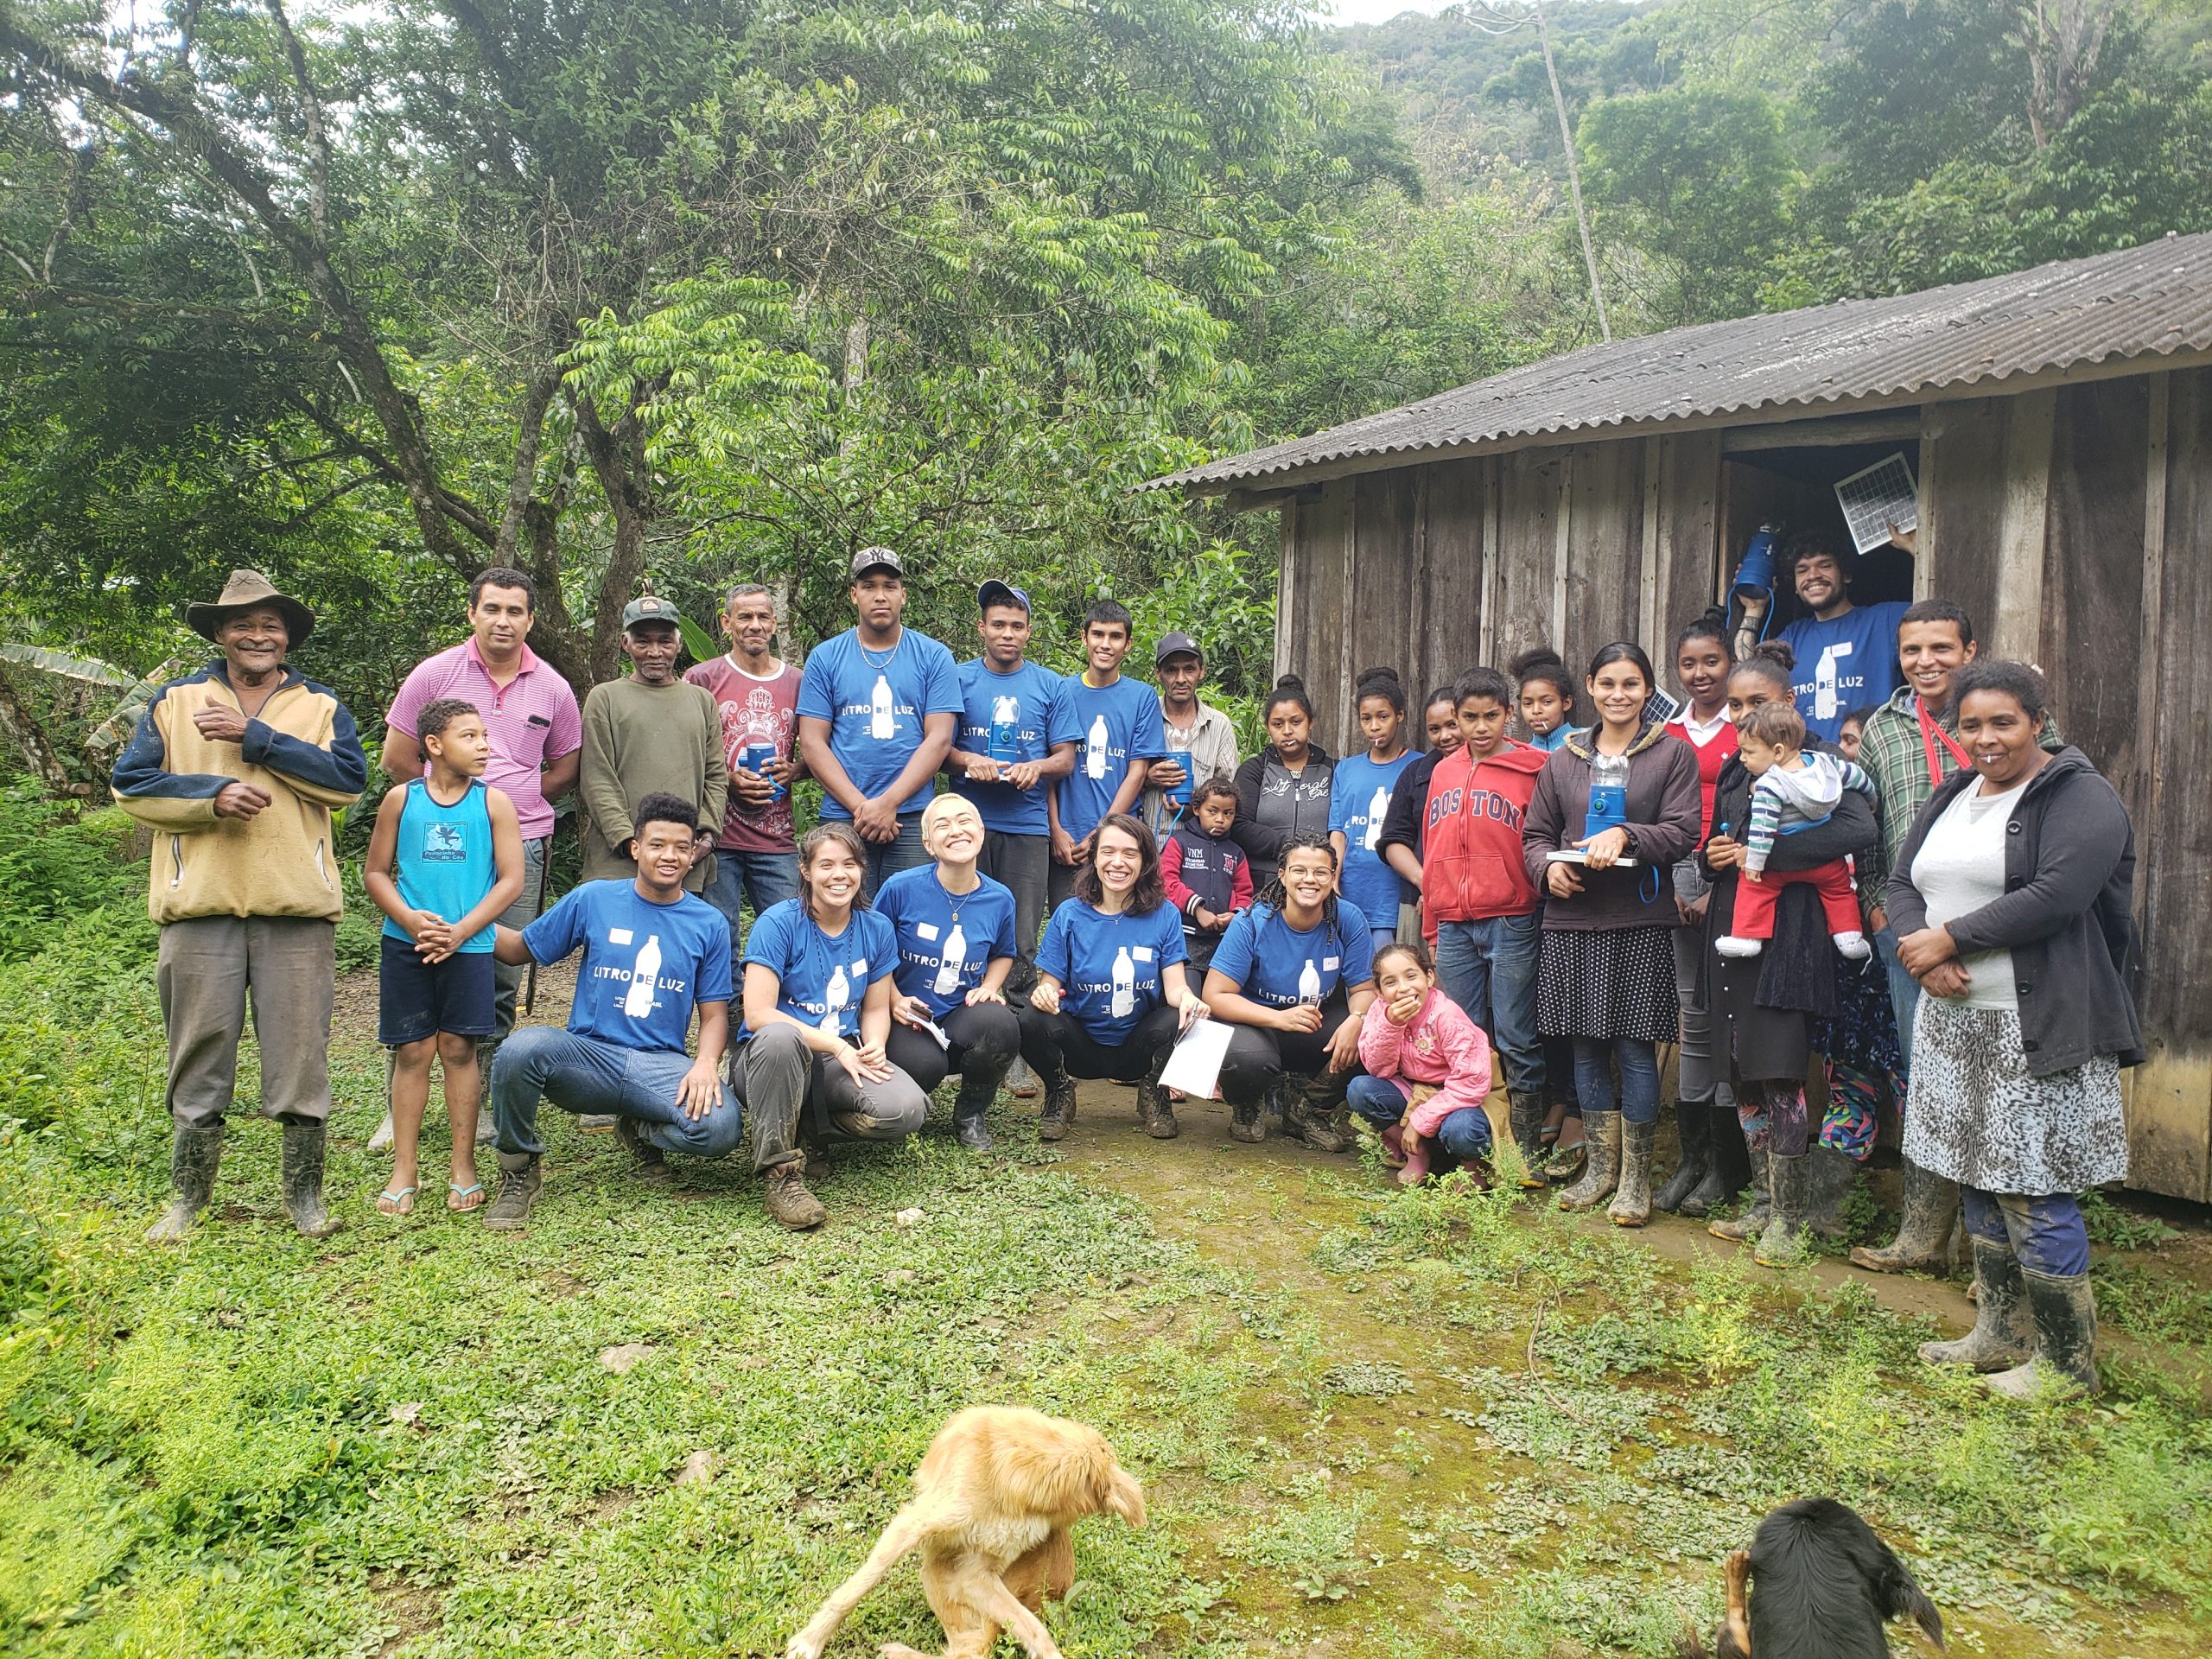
[365,699,524,1217]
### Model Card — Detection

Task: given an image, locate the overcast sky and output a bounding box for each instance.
[1311,1,1453,26]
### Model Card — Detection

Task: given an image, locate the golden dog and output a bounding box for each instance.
[785,1406,1145,1659]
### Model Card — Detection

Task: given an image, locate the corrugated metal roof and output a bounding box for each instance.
[1146,232,2212,493]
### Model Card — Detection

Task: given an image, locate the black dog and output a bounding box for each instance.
[1682,1497,1944,1659]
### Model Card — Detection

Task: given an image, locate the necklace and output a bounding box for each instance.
[858,630,900,671]
[934,868,977,929]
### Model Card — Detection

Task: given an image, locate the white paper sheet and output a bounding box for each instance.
[1158,1018,1233,1098]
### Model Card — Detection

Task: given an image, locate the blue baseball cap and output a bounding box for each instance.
[977,579,1030,614]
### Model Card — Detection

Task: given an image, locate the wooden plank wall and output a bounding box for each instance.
[1277,432,1725,757]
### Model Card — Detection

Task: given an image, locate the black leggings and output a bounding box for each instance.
[1217,994,1360,1107]
[1014,1001,1180,1084]
[883,1001,1023,1095]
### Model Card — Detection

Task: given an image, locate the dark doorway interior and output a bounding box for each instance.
[1722,439,1920,634]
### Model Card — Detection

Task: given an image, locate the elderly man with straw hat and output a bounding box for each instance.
[112,569,369,1243]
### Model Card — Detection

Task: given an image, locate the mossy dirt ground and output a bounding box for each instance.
[4,955,2210,1659]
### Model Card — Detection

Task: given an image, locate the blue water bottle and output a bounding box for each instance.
[1585,751,1629,841]
[988,694,1020,769]
[743,740,785,804]
[1166,745,1195,812]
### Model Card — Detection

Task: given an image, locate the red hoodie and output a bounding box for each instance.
[1418,741,1551,931]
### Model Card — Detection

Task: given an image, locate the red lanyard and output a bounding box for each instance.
[1916,698,1973,789]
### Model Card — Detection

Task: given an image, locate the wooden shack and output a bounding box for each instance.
[1146,232,2212,1202]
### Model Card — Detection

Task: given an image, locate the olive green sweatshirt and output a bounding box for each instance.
[577,677,728,891]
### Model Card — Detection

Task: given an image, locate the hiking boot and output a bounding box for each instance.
[763,1160,827,1231]
[952,1071,998,1152]
[1849,1155,1958,1274]
[1920,1235,2031,1371]
[576,1114,619,1135]
[1754,1152,1814,1266]
[1229,1099,1266,1144]
[1986,1269,2099,1400]
[1262,1082,1287,1132]
[615,1116,674,1187]
[1545,1119,1588,1185]
[1652,1100,1711,1214]
[1608,1117,1656,1227]
[1037,1077,1076,1142]
[1556,1110,1620,1211]
[1509,1090,1548,1189]
[278,1121,340,1239]
[145,1122,225,1244]
[1283,1075,1354,1154]
[482,1150,543,1230]
[1134,1052,1178,1140]
[1707,1149,1772,1242]
[1805,1144,1860,1240]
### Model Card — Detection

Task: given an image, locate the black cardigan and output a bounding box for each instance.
[1886,747,2143,1076]
[1230,742,1334,879]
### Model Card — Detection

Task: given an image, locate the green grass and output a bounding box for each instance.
[4,826,2212,1656]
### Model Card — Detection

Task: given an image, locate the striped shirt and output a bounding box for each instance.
[386,639,582,838]
[1743,752,1875,872]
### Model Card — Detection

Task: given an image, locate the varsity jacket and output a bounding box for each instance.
[112,662,368,924]
[1162,823,1252,927]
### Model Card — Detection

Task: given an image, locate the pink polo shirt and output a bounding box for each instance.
[386,638,582,838]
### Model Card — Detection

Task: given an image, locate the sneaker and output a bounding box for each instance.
[1714,936,1764,958]
[576,1114,620,1135]
[764,1162,826,1230]
[482,1153,543,1230]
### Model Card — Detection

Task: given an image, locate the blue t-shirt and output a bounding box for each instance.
[1779,601,1910,745]
[797,627,963,817]
[384,779,498,954]
[1329,752,1417,927]
[1054,673,1168,844]
[522,879,734,1055]
[1208,900,1376,1010]
[950,658,1078,836]
[1036,899,1187,1046]
[738,899,897,1043]
[874,865,1020,1017]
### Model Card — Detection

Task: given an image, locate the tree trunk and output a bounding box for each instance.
[0,665,89,797]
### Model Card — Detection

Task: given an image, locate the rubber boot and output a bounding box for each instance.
[1986,1270,2100,1400]
[278,1121,340,1239]
[1849,1156,1960,1274]
[1608,1118,1656,1227]
[952,1073,996,1152]
[1707,1149,1770,1242]
[1377,1122,1408,1168]
[1396,1128,1433,1186]
[1037,1072,1076,1142]
[1509,1090,1548,1189]
[1134,1051,1178,1141]
[1651,1101,1711,1214]
[1919,1236,2031,1371]
[1556,1110,1620,1211]
[482,1150,543,1230]
[1691,1099,1751,1218]
[1229,1096,1266,1144]
[145,1122,226,1244]
[1284,1074,1355,1154]
[1753,1152,1813,1266]
[1804,1144,1859,1240]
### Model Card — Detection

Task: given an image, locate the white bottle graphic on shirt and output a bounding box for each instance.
[869,674,895,740]
[933,922,966,998]
[1814,641,1853,723]
[1084,714,1109,779]
[624,935,661,1018]
[1297,957,1321,1006]
[1363,785,1389,850]
[1110,945,1135,1017]
[822,963,850,1035]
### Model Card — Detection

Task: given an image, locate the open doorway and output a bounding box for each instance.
[1720,435,1921,635]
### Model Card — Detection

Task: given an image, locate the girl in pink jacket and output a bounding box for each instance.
[1347,940,1496,1185]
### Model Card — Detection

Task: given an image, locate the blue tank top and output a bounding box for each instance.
[383,779,498,953]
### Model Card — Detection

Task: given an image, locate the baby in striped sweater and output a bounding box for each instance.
[1717,701,1875,962]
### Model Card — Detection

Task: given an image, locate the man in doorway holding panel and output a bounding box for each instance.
[1776,530,1909,746]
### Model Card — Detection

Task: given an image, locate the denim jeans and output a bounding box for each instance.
[1874,925,1920,1077]
[857,813,928,899]
[1572,1035,1662,1126]
[702,846,800,974]
[1961,1186,2089,1276]
[491,1026,746,1160]
[1432,912,1542,1096]
[1345,1075,1493,1161]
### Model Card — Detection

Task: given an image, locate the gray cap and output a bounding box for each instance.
[1154,631,1203,667]
[977,579,1030,614]
[849,546,904,581]
[621,593,680,631]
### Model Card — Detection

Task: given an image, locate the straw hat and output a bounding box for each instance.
[185,569,315,648]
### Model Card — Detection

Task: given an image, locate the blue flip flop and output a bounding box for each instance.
[446,1182,485,1213]
[376,1185,417,1216]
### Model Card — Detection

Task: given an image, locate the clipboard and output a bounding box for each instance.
[1159,1020,1232,1098]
